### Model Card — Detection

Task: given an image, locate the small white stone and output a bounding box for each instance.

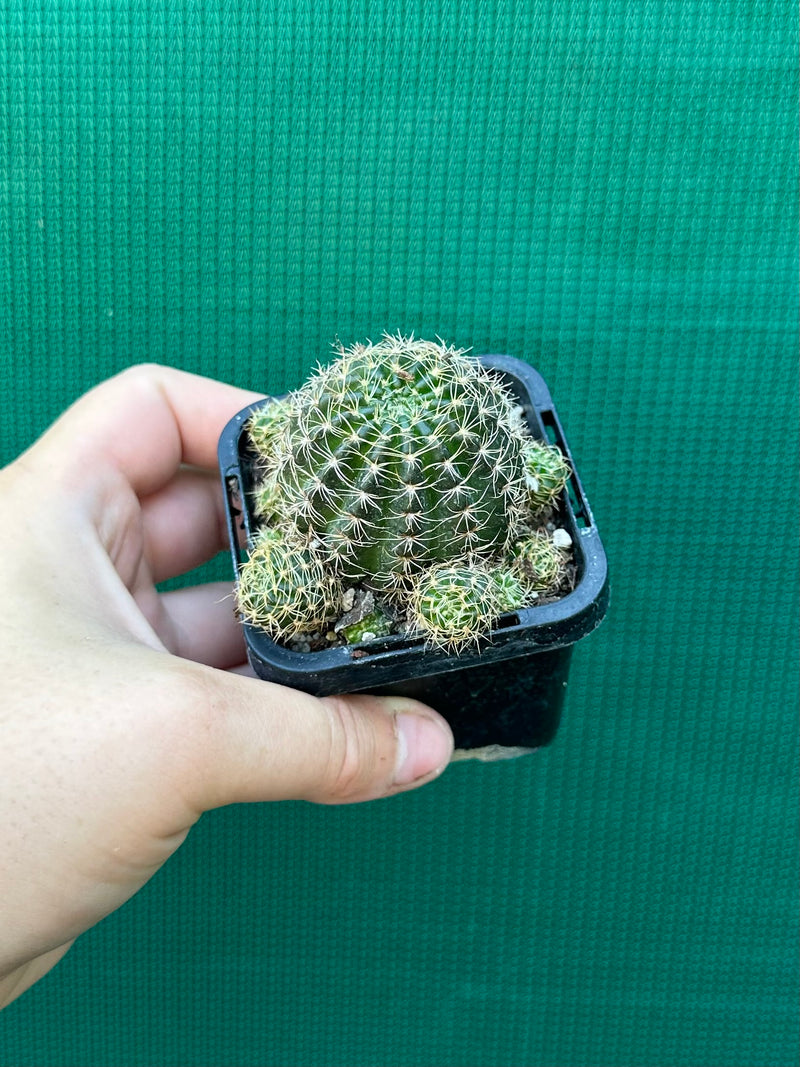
[552,528,572,549]
[341,587,356,611]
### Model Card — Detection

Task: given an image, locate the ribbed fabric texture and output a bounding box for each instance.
[1,2,797,1065]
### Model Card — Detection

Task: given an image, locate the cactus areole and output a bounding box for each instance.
[219,338,609,750]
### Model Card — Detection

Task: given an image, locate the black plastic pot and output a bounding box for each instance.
[218,356,608,752]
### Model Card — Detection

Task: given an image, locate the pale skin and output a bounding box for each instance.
[0,364,453,1009]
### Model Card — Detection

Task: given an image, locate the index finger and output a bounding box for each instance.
[35,363,264,496]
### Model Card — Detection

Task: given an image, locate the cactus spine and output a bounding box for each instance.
[238,335,571,649]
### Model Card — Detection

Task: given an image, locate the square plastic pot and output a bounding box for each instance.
[218,356,609,752]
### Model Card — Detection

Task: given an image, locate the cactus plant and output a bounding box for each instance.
[410,563,531,648]
[237,335,573,650]
[236,529,339,637]
[512,531,570,591]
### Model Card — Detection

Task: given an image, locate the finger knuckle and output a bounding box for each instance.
[319,695,386,801]
[115,362,165,386]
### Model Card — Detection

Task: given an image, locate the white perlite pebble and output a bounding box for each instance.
[341,587,356,611]
[552,528,572,549]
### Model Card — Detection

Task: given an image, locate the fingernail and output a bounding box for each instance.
[394,712,453,786]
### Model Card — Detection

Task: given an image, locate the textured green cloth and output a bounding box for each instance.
[1,1,797,1065]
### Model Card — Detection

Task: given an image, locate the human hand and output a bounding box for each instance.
[0,365,453,1008]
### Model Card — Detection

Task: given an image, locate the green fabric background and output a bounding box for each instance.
[1,1,797,1064]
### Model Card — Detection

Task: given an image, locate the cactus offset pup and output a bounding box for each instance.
[237,335,572,650]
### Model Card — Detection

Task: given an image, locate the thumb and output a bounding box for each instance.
[178,665,454,809]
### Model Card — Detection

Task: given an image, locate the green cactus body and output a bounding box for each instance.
[410,563,529,648]
[523,440,571,511]
[236,529,338,637]
[248,397,292,457]
[513,532,568,591]
[254,336,530,593]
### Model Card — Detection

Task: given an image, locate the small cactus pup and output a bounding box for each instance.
[236,335,574,651]
[236,529,339,639]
